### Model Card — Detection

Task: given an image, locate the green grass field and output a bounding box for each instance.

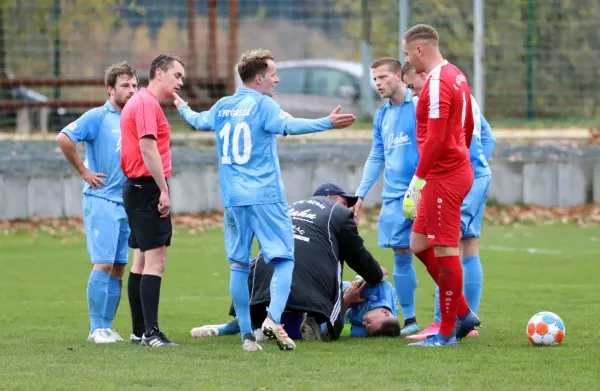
[1,223,599,390]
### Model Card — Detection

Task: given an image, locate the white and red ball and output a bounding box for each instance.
[527,311,565,346]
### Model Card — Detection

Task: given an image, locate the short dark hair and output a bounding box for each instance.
[400,62,416,81]
[371,57,402,73]
[104,61,138,89]
[369,318,401,337]
[237,49,274,83]
[149,54,186,80]
[403,24,439,44]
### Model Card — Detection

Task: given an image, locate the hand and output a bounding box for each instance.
[158,190,170,218]
[329,105,357,129]
[380,267,388,280]
[343,279,367,305]
[172,92,187,109]
[81,168,106,190]
[402,176,426,220]
[350,197,363,224]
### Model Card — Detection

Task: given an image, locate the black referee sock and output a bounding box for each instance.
[127,272,145,338]
[140,274,162,335]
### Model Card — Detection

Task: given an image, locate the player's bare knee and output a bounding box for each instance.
[131,249,145,274]
[111,264,126,279]
[93,263,113,274]
[460,237,479,258]
[393,247,411,255]
[230,262,249,269]
[433,245,460,257]
[410,233,429,254]
[143,246,167,275]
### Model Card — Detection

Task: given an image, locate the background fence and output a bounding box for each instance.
[1,0,599,132]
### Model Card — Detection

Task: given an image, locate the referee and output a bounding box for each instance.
[120,53,185,348]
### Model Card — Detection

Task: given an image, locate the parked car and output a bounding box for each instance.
[234,59,382,119]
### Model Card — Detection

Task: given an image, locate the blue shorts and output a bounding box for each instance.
[224,203,294,265]
[461,175,492,238]
[83,195,130,264]
[378,198,413,248]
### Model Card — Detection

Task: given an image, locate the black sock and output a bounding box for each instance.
[404,317,417,327]
[127,272,145,338]
[140,274,162,335]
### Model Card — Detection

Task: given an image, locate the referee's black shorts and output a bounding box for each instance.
[123,177,172,252]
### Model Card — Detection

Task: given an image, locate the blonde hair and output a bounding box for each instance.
[237,49,274,83]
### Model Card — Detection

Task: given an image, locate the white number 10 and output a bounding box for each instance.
[218,121,252,165]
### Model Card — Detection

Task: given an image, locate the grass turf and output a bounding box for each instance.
[1,223,598,390]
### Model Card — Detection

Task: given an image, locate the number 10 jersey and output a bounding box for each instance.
[195,87,291,207]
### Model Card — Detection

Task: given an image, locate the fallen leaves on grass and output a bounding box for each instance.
[1,205,599,236]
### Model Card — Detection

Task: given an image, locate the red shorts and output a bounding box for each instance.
[412,166,474,247]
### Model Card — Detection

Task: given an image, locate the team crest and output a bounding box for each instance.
[67,122,77,130]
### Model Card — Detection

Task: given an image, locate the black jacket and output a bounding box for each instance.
[244,196,383,340]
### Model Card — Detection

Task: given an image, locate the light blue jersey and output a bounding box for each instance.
[179,87,333,207]
[355,90,419,200]
[60,100,125,204]
[345,281,398,337]
[470,96,496,179]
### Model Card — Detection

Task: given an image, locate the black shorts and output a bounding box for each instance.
[123,177,172,251]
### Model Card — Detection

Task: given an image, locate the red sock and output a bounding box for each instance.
[415,248,440,283]
[437,255,469,337]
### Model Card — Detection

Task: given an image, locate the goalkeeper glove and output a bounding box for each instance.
[403,176,426,220]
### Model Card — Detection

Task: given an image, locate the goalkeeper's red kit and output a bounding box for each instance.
[411,60,475,338]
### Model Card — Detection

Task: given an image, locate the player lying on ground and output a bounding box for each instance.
[352,57,420,336]
[401,63,497,340]
[401,24,481,347]
[191,278,399,340]
[173,49,356,352]
[190,183,398,341]
[56,62,138,344]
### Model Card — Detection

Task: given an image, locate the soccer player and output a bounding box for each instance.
[401,24,481,346]
[56,61,138,343]
[191,279,400,341]
[120,54,185,348]
[173,50,356,351]
[352,57,420,336]
[401,62,496,340]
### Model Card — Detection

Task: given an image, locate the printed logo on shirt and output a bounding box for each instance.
[289,208,317,222]
[279,111,289,119]
[386,132,411,149]
[67,122,77,130]
[115,137,122,153]
[455,75,467,86]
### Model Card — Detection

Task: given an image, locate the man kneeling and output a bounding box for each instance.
[192,183,400,340]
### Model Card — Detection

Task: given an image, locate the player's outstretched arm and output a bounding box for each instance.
[173,92,214,131]
[284,105,356,135]
[480,114,496,161]
[355,110,385,203]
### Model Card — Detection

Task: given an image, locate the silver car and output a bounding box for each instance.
[235,59,382,118]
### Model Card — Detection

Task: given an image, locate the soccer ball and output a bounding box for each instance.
[526,311,565,346]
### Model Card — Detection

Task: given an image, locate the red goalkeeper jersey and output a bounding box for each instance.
[414,60,474,179]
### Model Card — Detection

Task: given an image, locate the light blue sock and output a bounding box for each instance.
[230,266,252,341]
[217,318,241,335]
[267,258,294,324]
[462,255,483,314]
[87,269,110,332]
[393,253,417,321]
[103,276,122,329]
[434,286,441,323]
